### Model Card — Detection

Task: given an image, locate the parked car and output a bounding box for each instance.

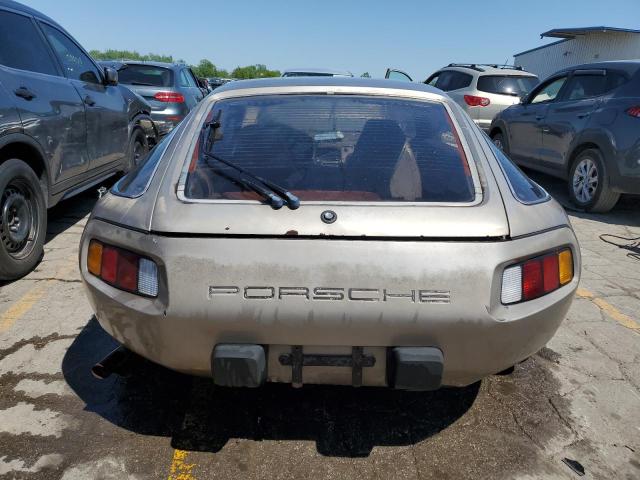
[0,0,157,280]
[99,61,208,136]
[207,77,233,90]
[490,61,640,212]
[282,68,354,77]
[81,77,579,391]
[384,65,539,132]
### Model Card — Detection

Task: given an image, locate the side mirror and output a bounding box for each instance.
[519,93,529,104]
[103,67,118,86]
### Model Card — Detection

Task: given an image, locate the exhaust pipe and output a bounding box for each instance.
[91,346,137,380]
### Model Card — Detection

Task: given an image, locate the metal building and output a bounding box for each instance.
[514,27,640,80]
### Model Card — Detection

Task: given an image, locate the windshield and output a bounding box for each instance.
[477,75,539,96]
[117,64,174,87]
[185,95,476,203]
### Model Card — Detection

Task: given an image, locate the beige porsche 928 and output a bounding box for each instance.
[80,77,580,391]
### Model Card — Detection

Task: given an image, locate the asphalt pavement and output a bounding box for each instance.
[0,174,639,479]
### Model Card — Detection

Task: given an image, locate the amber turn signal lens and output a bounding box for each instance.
[87,240,103,276]
[558,249,573,285]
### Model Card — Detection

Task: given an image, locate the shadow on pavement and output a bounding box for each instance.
[62,317,480,457]
[45,179,117,244]
[0,184,109,287]
[524,168,640,228]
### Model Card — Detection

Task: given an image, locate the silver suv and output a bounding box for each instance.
[425,64,539,131]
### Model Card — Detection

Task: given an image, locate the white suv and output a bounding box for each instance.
[425,63,538,131]
[425,64,539,131]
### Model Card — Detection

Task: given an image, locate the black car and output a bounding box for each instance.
[0,0,157,280]
[100,61,208,136]
[490,61,640,212]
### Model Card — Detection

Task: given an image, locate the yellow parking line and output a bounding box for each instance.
[167,449,196,480]
[576,287,640,331]
[0,283,47,332]
[0,262,77,333]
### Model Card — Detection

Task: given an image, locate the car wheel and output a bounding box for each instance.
[568,148,620,213]
[0,159,47,281]
[127,129,149,172]
[491,132,508,154]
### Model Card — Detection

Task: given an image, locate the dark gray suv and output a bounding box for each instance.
[100,61,208,136]
[0,0,157,280]
[490,61,640,212]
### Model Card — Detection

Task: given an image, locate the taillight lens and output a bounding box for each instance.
[464,95,490,107]
[154,91,185,103]
[87,240,158,297]
[501,248,574,304]
[626,106,640,118]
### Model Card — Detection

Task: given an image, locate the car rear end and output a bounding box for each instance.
[602,63,640,195]
[116,63,189,135]
[462,69,539,131]
[80,80,579,390]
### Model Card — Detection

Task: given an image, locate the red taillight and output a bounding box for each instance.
[543,255,560,293]
[523,253,562,301]
[464,95,490,107]
[101,246,118,284]
[87,240,159,297]
[154,91,185,103]
[522,259,543,300]
[501,249,574,304]
[626,106,640,118]
[116,250,139,292]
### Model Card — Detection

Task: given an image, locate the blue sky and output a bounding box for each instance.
[23,0,640,79]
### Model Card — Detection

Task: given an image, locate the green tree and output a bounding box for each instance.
[88,50,279,80]
[361,72,371,78]
[231,64,280,79]
[192,59,229,78]
[89,49,174,63]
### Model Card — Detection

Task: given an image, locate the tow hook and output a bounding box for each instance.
[91,346,138,379]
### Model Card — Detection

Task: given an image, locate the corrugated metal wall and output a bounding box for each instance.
[514,32,640,79]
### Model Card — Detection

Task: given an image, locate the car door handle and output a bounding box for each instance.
[535,115,544,121]
[14,87,36,101]
[84,95,96,107]
[577,112,591,119]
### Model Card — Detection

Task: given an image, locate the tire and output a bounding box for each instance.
[126,129,149,172]
[0,159,47,281]
[568,148,620,213]
[491,132,508,155]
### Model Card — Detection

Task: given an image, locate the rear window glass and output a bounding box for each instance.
[117,64,173,87]
[477,76,539,96]
[491,143,548,203]
[435,71,473,91]
[185,95,476,203]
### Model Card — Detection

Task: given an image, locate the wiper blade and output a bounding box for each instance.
[200,121,300,210]
[130,81,156,86]
[203,151,300,209]
[206,162,286,209]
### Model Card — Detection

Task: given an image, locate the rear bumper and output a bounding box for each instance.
[150,107,188,135]
[80,220,580,387]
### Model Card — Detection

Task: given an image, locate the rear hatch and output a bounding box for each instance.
[474,74,539,122]
[152,91,509,238]
[116,63,175,111]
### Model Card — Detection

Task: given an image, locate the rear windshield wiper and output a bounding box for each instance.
[199,121,300,210]
[130,81,156,86]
